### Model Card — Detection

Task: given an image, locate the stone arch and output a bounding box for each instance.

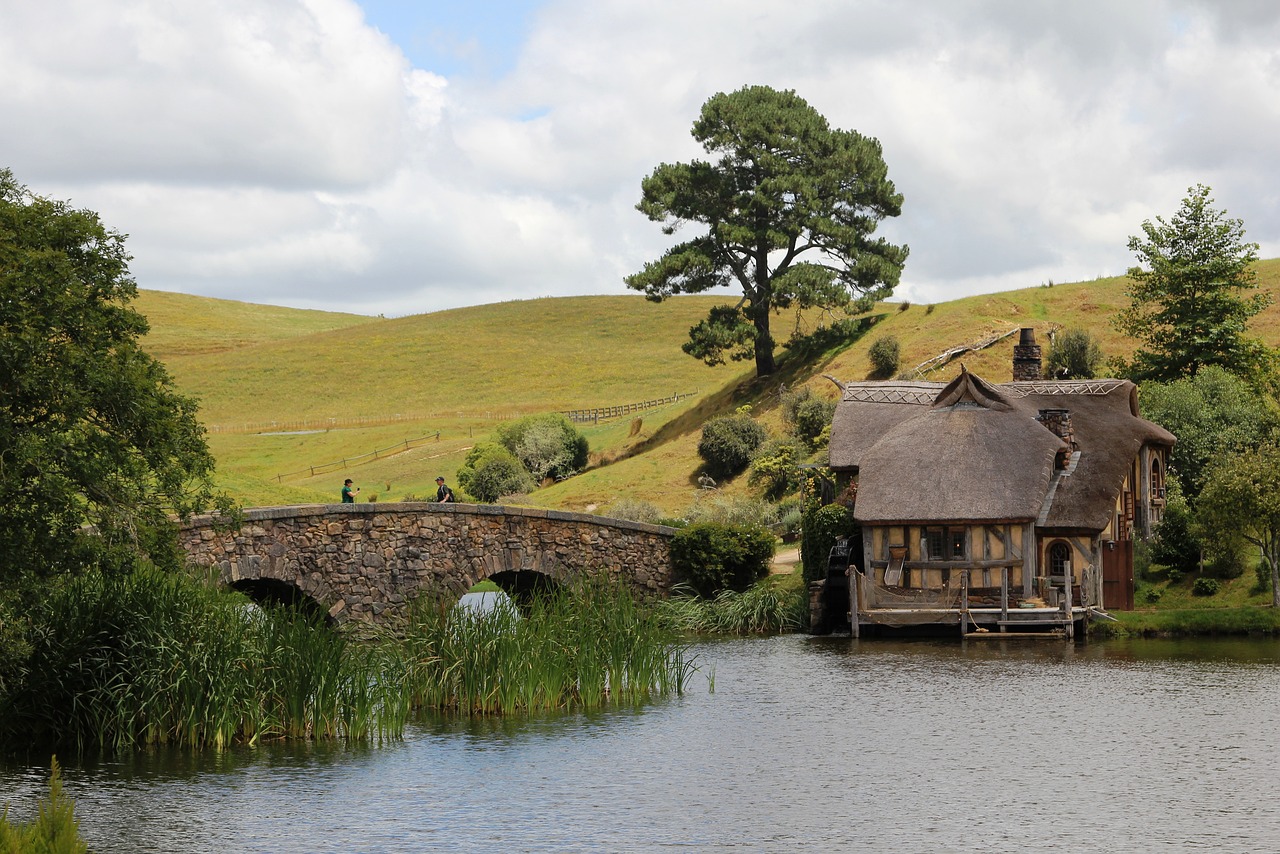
[229,577,330,624]
[487,569,563,611]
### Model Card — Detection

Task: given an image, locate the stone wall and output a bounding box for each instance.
[179,503,677,624]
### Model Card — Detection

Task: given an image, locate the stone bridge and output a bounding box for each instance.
[179,503,677,624]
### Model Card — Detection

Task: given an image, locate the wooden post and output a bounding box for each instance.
[1063,563,1075,640]
[960,569,969,637]
[848,566,860,639]
[1000,566,1009,632]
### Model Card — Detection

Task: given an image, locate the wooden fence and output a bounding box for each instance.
[562,392,697,424]
[275,433,443,482]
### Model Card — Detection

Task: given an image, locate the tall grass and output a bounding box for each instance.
[1,566,408,752]
[401,576,696,714]
[656,580,807,635]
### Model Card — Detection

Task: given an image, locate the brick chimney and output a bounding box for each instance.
[1013,327,1042,381]
[1037,408,1076,468]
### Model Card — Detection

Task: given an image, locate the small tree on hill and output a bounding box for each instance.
[697,408,767,481]
[626,85,908,377]
[1114,184,1272,385]
[1046,328,1102,379]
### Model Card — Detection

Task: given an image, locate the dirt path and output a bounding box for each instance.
[771,546,801,574]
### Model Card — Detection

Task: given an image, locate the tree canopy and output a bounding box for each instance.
[1115,184,1271,385]
[0,169,222,582]
[1198,443,1280,606]
[626,85,908,377]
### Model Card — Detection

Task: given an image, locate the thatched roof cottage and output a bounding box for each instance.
[825,328,1174,637]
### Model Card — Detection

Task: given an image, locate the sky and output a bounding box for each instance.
[2,0,1279,317]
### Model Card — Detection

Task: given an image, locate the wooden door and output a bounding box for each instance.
[1102,540,1134,610]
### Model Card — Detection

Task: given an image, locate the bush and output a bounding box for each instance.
[496,413,589,482]
[605,498,663,525]
[1192,577,1221,597]
[0,757,87,853]
[683,495,779,528]
[782,387,837,450]
[1046,328,1103,379]
[670,522,776,597]
[747,436,807,500]
[801,501,858,584]
[868,336,900,378]
[697,410,767,480]
[1149,483,1200,575]
[455,443,536,503]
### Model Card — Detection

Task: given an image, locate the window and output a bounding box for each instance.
[925,527,966,560]
[1048,541,1072,577]
[1150,458,1166,502]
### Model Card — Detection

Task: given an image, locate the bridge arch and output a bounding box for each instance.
[179,503,677,625]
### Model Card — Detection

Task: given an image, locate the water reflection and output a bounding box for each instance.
[5,635,1280,852]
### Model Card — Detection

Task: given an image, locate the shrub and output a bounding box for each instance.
[496,413,589,482]
[868,336,900,378]
[606,498,663,525]
[801,501,857,584]
[684,494,779,528]
[1192,577,1221,597]
[1046,328,1103,379]
[1149,483,1200,575]
[670,522,776,597]
[455,443,536,503]
[697,410,767,480]
[748,436,807,500]
[0,757,87,853]
[782,387,837,450]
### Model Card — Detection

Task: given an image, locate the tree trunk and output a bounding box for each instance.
[1270,553,1280,609]
[750,299,775,376]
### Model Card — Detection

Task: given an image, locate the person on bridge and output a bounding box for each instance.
[434,476,455,503]
[342,479,359,503]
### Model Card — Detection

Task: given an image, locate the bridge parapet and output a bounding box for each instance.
[179,503,677,624]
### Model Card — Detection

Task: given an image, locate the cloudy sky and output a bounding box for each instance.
[2,0,1278,317]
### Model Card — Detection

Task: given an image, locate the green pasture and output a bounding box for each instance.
[140,260,1280,517]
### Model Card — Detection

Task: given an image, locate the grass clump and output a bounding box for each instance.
[0,757,87,854]
[657,575,806,635]
[400,576,696,714]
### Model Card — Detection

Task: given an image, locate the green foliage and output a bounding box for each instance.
[683,494,779,528]
[747,436,807,500]
[868,336,901,378]
[669,522,776,597]
[455,443,536,503]
[495,413,589,482]
[1046,328,1103,379]
[1115,184,1273,384]
[400,576,695,713]
[697,411,767,480]
[801,499,857,584]
[1198,441,1280,607]
[1191,577,1221,597]
[0,564,407,751]
[0,758,87,854]
[782,386,836,450]
[605,498,664,525]
[1149,479,1201,574]
[626,84,908,377]
[0,169,226,586]
[656,578,805,634]
[1139,366,1279,499]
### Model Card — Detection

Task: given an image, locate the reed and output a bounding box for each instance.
[400,576,696,714]
[2,566,409,752]
[656,580,806,635]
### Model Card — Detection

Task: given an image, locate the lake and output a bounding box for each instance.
[4,634,1280,852]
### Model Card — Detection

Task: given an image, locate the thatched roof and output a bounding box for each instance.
[830,370,1175,531]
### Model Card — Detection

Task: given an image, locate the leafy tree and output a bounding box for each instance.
[1148,477,1200,575]
[495,413,588,482]
[1139,366,1279,500]
[697,408,767,480]
[1046,328,1102,379]
[626,85,908,377]
[0,169,222,584]
[1115,184,1272,384]
[669,522,775,597]
[455,443,535,503]
[1197,443,1280,606]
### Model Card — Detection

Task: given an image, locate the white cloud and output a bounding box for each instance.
[2,0,1279,317]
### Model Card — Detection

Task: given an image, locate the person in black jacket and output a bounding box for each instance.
[434,476,455,503]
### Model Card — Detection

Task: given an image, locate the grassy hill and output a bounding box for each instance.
[137,259,1280,514]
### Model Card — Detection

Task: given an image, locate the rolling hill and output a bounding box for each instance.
[136,258,1280,515]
